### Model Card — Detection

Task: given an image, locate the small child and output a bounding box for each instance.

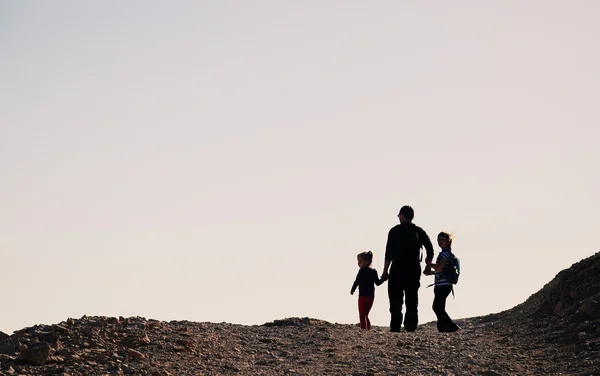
[350,251,386,330]
[424,232,460,332]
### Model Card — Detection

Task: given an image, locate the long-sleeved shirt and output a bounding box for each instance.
[385,223,434,274]
[351,267,384,297]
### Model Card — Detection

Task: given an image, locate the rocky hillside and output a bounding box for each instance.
[0,252,598,376]
[0,316,562,376]
[480,251,600,349]
[510,250,599,322]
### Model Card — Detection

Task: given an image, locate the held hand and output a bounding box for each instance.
[381,271,389,281]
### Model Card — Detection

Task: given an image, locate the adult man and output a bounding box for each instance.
[380,205,434,332]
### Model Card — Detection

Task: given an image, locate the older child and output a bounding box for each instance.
[351,251,387,329]
[424,232,460,332]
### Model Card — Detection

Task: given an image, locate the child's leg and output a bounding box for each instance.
[444,298,460,332]
[363,296,374,329]
[432,285,452,332]
[358,296,368,329]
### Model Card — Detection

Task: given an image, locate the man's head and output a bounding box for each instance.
[398,205,414,223]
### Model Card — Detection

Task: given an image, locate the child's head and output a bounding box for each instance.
[437,231,453,249]
[357,251,373,268]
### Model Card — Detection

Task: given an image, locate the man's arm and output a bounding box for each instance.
[381,260,392,279]
[418,227,435,263]
[382,228,394,278]
[382,260,391,275]
[374,269,386,286]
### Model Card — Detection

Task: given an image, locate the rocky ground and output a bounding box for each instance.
[1,252,598,376]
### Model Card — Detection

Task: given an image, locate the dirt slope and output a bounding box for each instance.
[1,252,598,376]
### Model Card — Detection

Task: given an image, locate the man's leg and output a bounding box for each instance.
[403,278,420,332]
[388,276,404,332]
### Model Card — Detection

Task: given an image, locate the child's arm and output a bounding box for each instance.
[429,259,446,272]
[423,261,434,275]
[374,269,386,286]
[350,271,361,294]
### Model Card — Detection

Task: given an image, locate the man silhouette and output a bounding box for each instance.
[380,205,434,332]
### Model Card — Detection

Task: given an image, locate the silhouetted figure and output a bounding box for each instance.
[350,251,386,329]
[424,231,460,332]
[381,206,434,332]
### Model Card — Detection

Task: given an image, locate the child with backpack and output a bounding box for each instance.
[350,251,387,329]
[424,232,460,332]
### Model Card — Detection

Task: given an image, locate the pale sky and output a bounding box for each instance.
[1,1,599,334]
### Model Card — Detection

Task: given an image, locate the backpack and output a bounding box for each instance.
[446,252,460,285]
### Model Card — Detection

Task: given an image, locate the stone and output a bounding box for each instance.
[151,370,172,376]
[0,332,9,342]
[82,327,94,338]
[582,299,597,315]
[52,339,64,351]
[0,354,16,364]
[20,343,50,365]
[481,371,503,376]
[553,301,563,315]
[140,334,151,345]
[127,348,146,360]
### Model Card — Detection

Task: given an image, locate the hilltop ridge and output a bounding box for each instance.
[1,252,599,375]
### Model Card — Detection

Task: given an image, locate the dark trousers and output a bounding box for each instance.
[433,285,459,332]
[388,274,420,332]
[358,296,374,329]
